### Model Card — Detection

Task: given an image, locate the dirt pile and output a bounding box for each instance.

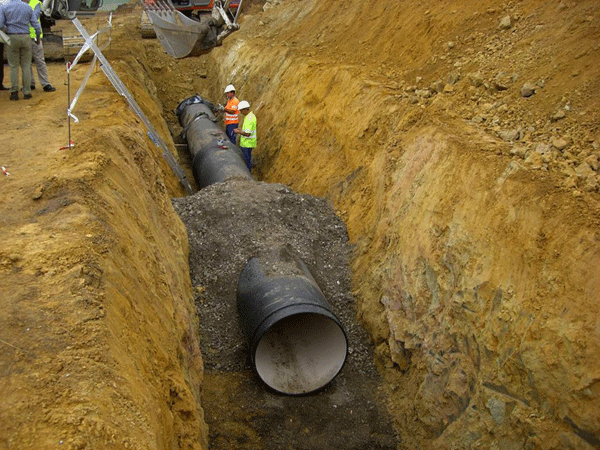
[171,180,356,374]
[0,9,207,450]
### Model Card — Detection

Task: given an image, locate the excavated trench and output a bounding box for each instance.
[3,2,600,449]
[172,180,397,449]
[22,2,597,448]
[165,99,399,447]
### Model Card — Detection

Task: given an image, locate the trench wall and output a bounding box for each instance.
[1,25,211,448]
[200,1,600,448]
[85,56,209,448]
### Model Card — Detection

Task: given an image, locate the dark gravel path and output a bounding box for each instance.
[172,180,398,450]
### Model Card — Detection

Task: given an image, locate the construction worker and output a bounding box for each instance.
[234,100,256,171]
[28,0,55,92]
[0,0,41,100]
[0,0,7,90]
[221,84,239,144]
[0,40,6,90]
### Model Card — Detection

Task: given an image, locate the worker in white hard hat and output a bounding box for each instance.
[234,100,256,171]
[221,84,239,144]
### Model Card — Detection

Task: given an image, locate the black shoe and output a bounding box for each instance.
[30,85,36,90]
[43,84,56,92]
[0,85,8,91]
[10,92,18,101]
[23,93,32,100]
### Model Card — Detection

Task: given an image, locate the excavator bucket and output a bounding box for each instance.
[141,0,239,58]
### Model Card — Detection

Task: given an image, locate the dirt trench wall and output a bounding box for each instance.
[0,13,208,448]
[199,0,600,448]
[69,53,209,449]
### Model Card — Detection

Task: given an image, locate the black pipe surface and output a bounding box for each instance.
[237,249,348,395]
[175,95,252,189]
[176,95,347,394]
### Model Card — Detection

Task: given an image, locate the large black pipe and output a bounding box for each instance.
[176,95,348,395]
[175,95,252,189]
[237,248,348,395]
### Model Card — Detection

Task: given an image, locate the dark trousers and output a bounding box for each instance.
[240,147,253,171]
[0,42,4,86]
[225,123,238,145]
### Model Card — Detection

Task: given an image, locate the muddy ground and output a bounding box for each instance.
[1,0,600,449]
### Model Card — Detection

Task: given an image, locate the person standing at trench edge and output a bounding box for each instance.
[219,84,239,145]
[234,100,257,171]
[0,0,41,100]
[28,0,56,92]
[0,0,7,91]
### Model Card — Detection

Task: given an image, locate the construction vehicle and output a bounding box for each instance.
[141,0,242,58]
[41,0,101,21]
[38,0,102,60]
[156,0,239,20]
[141,0,239,38]
[37,0,242,60]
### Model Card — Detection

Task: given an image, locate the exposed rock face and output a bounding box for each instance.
[369,126,600,449]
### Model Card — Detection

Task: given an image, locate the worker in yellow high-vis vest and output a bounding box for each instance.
[234,100,257,171]
[0,3,7,92]
[28,0,55,92]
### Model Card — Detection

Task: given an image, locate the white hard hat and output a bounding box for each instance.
[238,100,250,109]
[224,84,236,93]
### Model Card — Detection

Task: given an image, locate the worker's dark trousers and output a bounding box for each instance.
[226,123,237,145]
[240,146,253,171]
[0,43,4,86]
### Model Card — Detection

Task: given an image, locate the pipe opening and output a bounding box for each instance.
[255,312,347,395]
[237,252,348,395]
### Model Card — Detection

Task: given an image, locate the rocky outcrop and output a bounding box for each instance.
[370,124,600,449]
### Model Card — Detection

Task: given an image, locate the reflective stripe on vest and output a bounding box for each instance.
[239,112,257,148]
[29,0,42,39]
[225,97,239,125]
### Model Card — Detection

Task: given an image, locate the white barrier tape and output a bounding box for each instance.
[68,14,112,73]
[68,54,98,118]
[68,16,193,194]
[66,14,112,128]
[69,42,92,71]
[67,110,79,123]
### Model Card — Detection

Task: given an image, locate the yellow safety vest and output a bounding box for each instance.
[29,0,43,40]
[239,112,257,148]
